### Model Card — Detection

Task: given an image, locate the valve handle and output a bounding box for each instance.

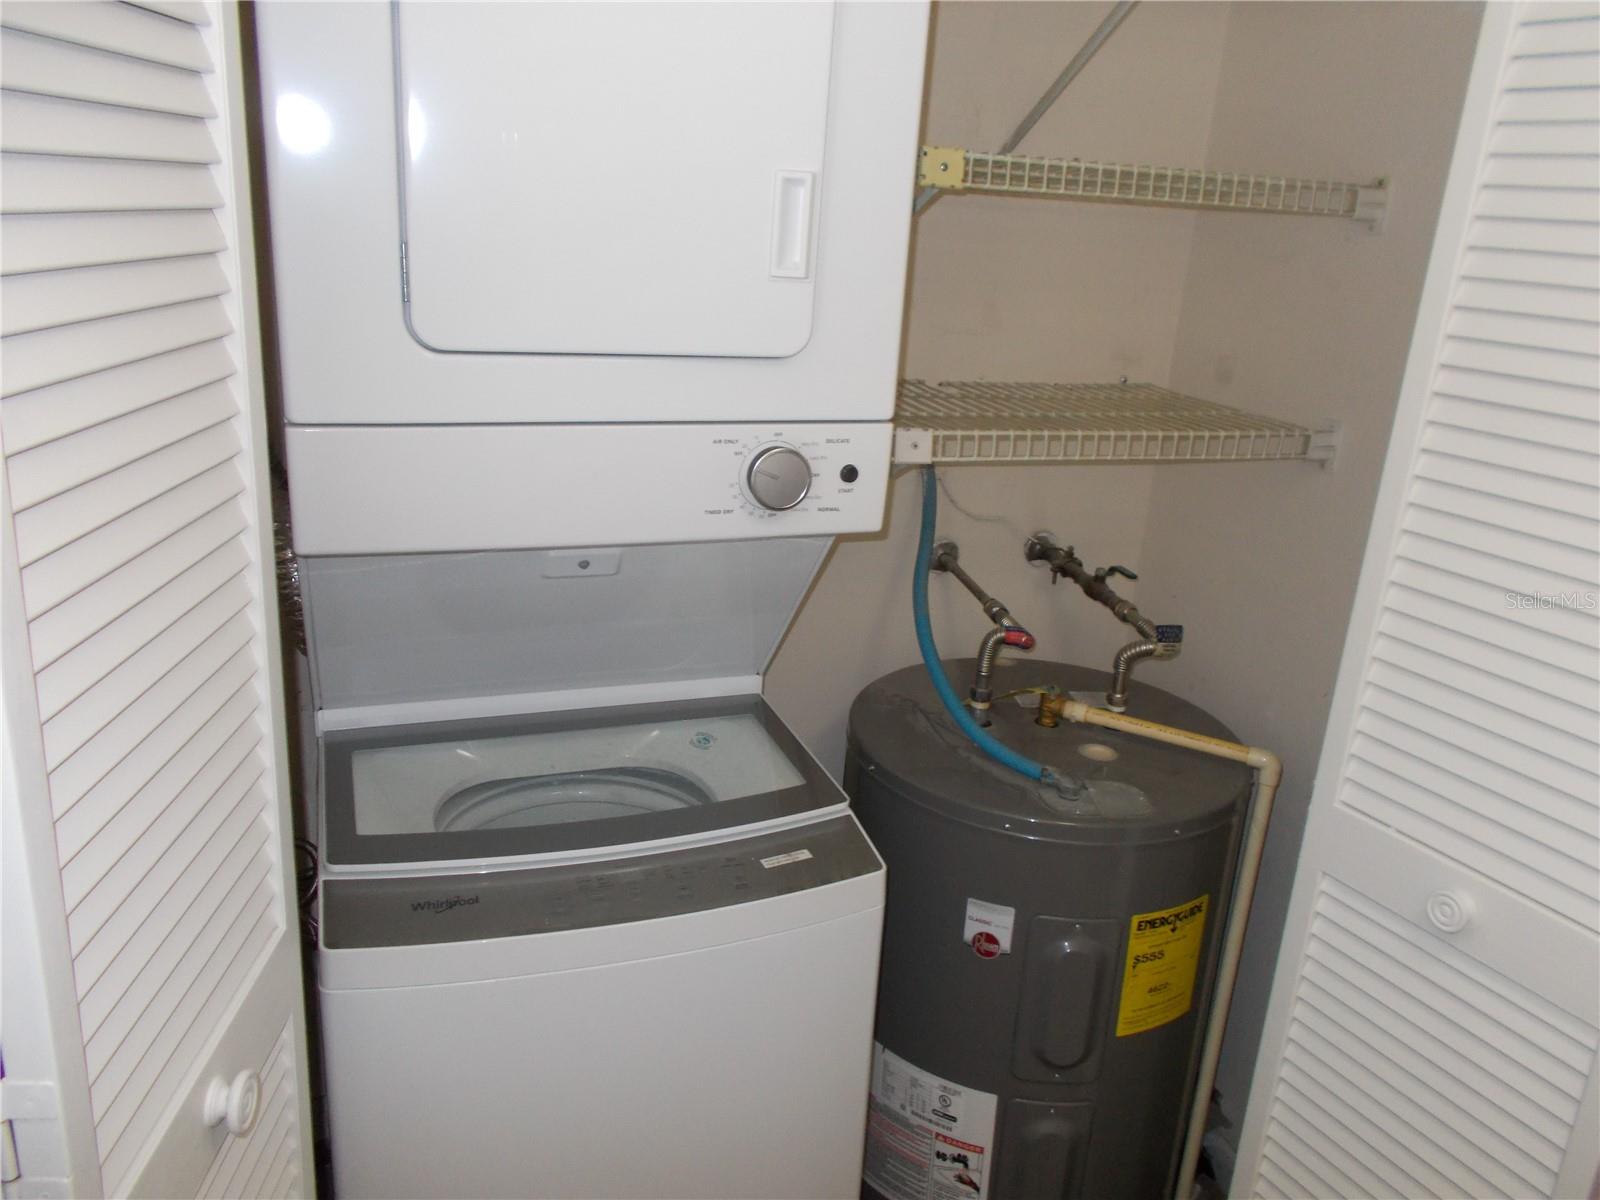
[1002,628,1036,649]
[1095,564,1138,581]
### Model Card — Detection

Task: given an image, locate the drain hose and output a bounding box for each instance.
[913,466,1060,788]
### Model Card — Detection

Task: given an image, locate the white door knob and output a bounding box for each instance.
[1425,889,1476,934]
[203,1070,261,1138]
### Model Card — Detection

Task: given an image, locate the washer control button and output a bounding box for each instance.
[839,464,859,483]
[746,445,812,511]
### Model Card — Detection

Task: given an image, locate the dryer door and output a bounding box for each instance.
[396,2,833,358]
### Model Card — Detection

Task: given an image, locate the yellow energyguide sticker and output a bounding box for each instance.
[1116,895,1209,1037]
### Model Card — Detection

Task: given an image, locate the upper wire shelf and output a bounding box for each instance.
[918,146,1388,227]
[894,380,1332,466]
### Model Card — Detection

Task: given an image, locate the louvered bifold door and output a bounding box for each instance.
[1234,5,1600,1199]
[0,4,311,1199]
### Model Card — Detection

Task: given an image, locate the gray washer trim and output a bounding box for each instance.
[322,815,880,949]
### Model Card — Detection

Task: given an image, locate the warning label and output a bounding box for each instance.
[1116,894,1209,1037]
[863,1044,997,1200]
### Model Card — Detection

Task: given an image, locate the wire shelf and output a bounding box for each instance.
[919,147,1386,225]
[894,380,1316,465]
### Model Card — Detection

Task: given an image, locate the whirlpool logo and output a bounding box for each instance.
[411,894,481,915]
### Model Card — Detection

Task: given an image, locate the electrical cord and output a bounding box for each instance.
[936,471,1036,543]
[294,835,319,941]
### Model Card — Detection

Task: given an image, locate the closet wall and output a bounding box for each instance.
[769,0,1484,1152]
[769,1,1231,765]
[1142,0,1485,1137]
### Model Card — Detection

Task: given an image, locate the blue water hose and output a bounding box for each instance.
[913,466,1058,788]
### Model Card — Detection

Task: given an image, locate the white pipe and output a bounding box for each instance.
[1055,700,1281,1200]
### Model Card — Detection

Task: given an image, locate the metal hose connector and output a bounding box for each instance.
[1107,638,1161,711]
[970,628,1006,724]
[971,623,1038,724]
[976,626,1009,687]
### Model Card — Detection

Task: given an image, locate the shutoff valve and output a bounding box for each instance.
[1024,533,1183,712]
[930,540,1037,726]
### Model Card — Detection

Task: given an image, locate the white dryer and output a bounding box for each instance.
[302,540,885,1200]
[254,1,931,555]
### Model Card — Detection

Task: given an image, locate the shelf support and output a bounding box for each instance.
[914,1,1138,215]
[917,145,1389,227]
[894,380,1320,467]
[1306,422,1343,469]
[917,146,968,192]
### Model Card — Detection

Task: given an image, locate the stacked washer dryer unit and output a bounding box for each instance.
[255,5,929,1198]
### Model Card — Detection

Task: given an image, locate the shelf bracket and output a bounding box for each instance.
[1306,421,1342,469]
[918,146,968,191]
[1352,179,1390,233]
[893,426,935,465]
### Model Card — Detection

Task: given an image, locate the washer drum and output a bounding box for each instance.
[848,660,1252,1200]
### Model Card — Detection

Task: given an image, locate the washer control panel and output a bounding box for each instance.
[320,816,880,948]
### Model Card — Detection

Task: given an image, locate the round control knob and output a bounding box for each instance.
[746,445,812,511]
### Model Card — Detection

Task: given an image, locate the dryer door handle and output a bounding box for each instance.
[770,171,816,279]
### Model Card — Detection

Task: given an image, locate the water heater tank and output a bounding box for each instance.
[847,660,1251,1200]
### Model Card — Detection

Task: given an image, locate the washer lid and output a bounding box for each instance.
[301,537,832,721]
[321,693,838,869]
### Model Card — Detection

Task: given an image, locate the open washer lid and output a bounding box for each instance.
[301,537,832,729]
[300,538,840,869]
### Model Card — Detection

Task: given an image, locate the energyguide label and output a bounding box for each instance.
[1116,894,1209,1036]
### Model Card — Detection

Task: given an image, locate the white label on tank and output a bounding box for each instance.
[759,849,813,869]
[962,898,1015,955]
[864,1043,998,1200]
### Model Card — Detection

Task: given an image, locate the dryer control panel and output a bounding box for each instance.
[287,422,892,554]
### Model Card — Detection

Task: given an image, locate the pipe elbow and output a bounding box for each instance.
[1113,638,1159,672]
[1247,747,1283,785]
[976,626,1007,671]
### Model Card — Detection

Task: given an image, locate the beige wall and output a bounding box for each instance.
[1142,0,1483,1142]
[769,1,1231,772]
[901,1,1231,381]
[769,0,1484,1161]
